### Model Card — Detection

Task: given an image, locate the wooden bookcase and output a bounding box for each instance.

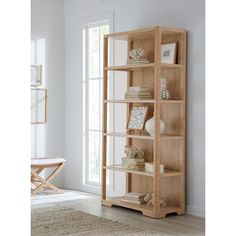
[101,26,186,218]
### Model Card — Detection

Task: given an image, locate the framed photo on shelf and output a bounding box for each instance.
[31,88,47,124]
[127,106,149,135]
[31,65,42,87]
[161,42,177,64]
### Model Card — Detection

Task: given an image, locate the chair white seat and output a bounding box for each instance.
[31,157,65,166]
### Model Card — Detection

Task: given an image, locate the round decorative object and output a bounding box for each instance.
[129,48,145,60]
[145,116,165,136]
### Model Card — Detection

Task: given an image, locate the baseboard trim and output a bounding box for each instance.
[186,205,205,218]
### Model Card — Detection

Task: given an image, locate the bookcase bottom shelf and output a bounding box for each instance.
[101,197,184,218]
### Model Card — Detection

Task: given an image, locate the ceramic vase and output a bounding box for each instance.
[145,116,165,136]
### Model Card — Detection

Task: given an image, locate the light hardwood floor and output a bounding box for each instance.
[31,189,205,236]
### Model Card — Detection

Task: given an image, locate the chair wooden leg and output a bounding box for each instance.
[31,170,47,195]
[31,168,43,182]
[31,163,65,195]
[46,163,64,182]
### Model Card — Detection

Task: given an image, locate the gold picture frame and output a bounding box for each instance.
[127,106,149,135]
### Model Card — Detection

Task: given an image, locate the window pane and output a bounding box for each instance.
[89,80,100,130]
[84,22,109,186]
[88,27,99,78]
[88,131,101,183]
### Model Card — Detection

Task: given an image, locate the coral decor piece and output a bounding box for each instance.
[124,145,144,159]
[129,48,145,60]
[127,48,149,64]
[144,194,167,208]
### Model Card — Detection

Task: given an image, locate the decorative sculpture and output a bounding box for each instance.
[127,48,149,64]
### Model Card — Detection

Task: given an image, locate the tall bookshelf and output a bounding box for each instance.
[101,26,186,218]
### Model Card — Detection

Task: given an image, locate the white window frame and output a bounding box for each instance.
[82,13,114,191]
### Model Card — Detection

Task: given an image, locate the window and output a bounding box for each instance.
[83,21,109,186]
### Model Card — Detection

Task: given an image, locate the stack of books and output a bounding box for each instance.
[127,58,149,65]
[125,86,153,100]
[121,192,146,204]
[122,157,145,171]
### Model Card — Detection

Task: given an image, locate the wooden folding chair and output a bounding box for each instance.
[31,158,65,195]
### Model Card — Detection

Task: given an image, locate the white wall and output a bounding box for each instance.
[64,0,205,217]
[31,0,65,187]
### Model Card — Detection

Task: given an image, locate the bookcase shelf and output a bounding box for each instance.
[105,63,182,71]
[104,99,183,104]
[102,26,186,219]
[103,132,155,140]
[104,99,155,104]
[104,165,154,177]
[105,63,155,71]
[103,132,184,140]
[104,164,182,178]
[102,197,182,218]
[102,197,154,217]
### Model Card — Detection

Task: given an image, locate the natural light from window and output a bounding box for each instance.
[83,21,109,186]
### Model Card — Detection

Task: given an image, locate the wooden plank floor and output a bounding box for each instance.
[31,190,205,236]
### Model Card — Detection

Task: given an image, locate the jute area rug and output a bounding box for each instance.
[32,206,162,236]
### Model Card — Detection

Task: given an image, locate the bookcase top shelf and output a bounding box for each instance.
[105,26,186,41]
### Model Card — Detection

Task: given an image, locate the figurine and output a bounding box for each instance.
[129,48,145,60]
[127,48,149,64]
[144,193,167,208]
[124,145,144,159]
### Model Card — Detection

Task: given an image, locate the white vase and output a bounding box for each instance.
[145,116,165,136]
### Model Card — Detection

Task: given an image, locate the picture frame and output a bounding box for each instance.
[161,42,177,64]
[31,88,47,124]
[127,106,149,135]
[31,65,42,87]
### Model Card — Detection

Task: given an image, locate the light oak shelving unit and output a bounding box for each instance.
[101,26,186,218]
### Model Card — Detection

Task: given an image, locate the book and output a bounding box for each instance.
[125,91,152,97]
[125,91,152,95]
[128,86,150,92]
[120,198,144,204]
[122,157,144,162]
[125,96,153,99]
[121,192,146,204]
[122,196,145,202]
[125,94,153,99]
[126,59,149,65]
[124,192,146,200]
[122,158,145,170]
